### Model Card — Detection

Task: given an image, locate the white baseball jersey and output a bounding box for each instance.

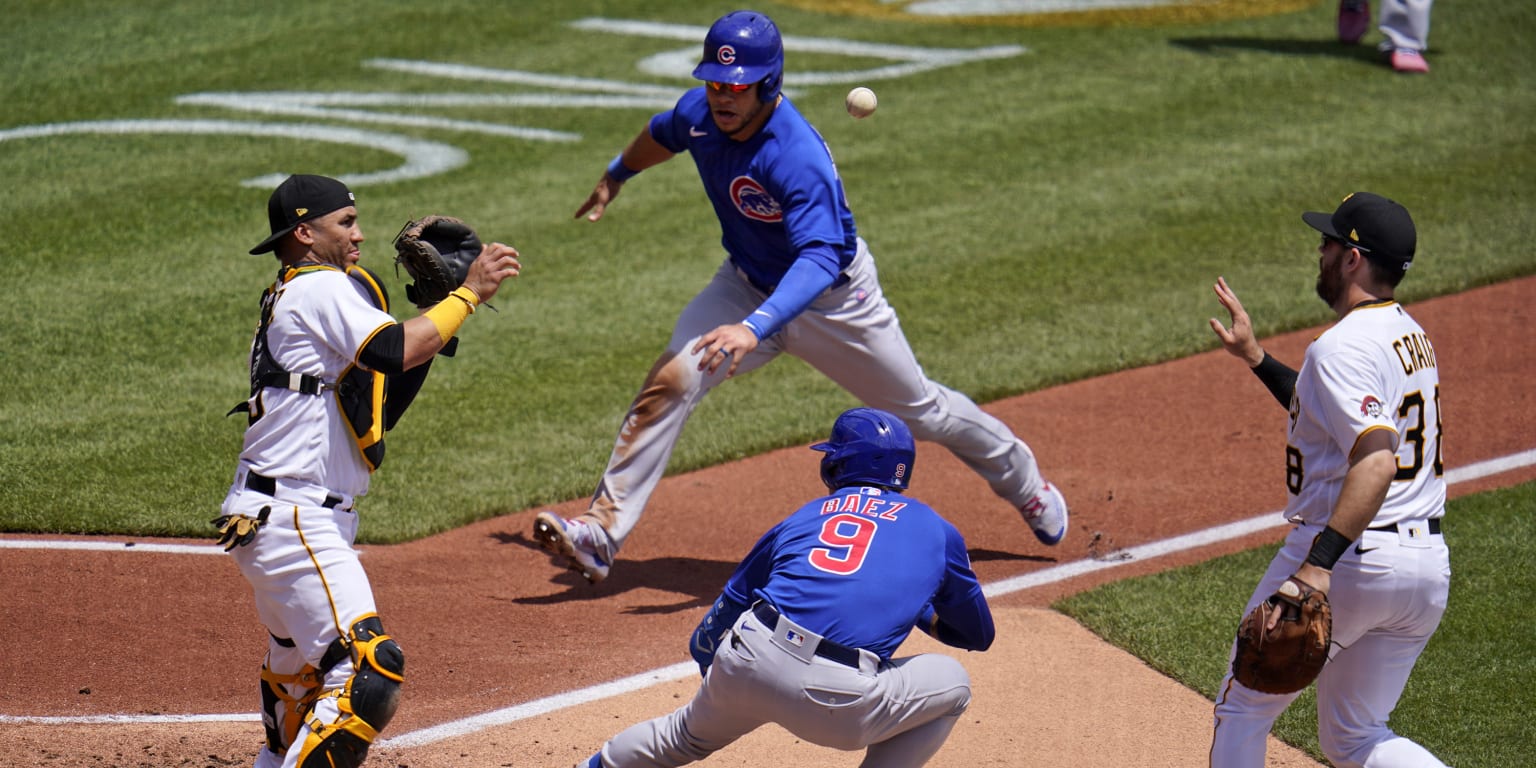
[1213,299,1450,768]
[237,265,395,497]
[1284,299,1445,528]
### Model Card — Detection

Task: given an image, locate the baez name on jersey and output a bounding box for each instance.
[820,493,906,521]
[1392,331,1438,375]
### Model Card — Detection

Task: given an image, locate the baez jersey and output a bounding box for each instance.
[720,486,991,661]
[649,88,858,292]
[1286,300,1446,527]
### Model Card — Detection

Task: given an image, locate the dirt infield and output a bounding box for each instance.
[3,276,1532,767]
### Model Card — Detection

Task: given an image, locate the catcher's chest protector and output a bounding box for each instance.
[230,264,389,471]
[336,265,389,471]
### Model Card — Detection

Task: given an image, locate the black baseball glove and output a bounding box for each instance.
[393,215,482,308]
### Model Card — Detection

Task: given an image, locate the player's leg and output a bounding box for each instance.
[597,619,773,766]
[551,261,780,558]
[285,613,405,768]
[1378,0,1432,51]
[857,654,973,768]
[224,493,310,767]
[1313,539,1450,767]
[251,632,316,768]
[1377,0,1432,71]
[234,504,398,768]
[786,240,1059,538]
[1314,632,1445,767]
[1209,535,1309,768]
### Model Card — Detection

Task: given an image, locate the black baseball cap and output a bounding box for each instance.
[249,174,356,255]
[1301,191,1416,271]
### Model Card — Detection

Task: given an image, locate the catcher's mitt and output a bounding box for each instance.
[1232,576,1332,694]
[393,215,482,307]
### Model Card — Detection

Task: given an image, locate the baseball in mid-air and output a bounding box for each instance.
[845,86,878,119]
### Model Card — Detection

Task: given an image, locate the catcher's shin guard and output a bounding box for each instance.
[293,614,405,768]
[258,635,332,757]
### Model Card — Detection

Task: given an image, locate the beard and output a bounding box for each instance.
[1315,258,1346,306]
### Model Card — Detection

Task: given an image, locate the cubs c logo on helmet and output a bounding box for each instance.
[717,44,736,65]
[730,176,782,222]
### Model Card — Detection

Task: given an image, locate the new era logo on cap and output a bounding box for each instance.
[1302,192,1417,271]
[250,175,356,255]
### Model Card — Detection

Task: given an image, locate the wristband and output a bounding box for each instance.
[1251,351,1299,408]
[1305,525,1351,569]
[423,286,479,344]
[606,153,639,183]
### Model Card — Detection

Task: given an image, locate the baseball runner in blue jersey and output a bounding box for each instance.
[1207,192,1450,767]
[535,9,1067,584]
[578,407,993,768]
[221,174,520,768]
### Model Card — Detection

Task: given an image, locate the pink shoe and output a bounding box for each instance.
[1390,49,1430,73]
[1337,0,1370,44]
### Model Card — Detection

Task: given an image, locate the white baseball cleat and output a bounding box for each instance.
[533,511,612,584]
[1019,482,1069,546]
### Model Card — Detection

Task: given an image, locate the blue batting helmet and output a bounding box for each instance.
[692,10,783,102]
[811,408,915,491]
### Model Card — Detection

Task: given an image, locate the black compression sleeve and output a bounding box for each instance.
[1251,352,1298,408]
[358,324,406,375]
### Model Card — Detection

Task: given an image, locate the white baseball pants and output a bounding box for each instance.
[585,238,1044,549]
[1210,521,1450,768]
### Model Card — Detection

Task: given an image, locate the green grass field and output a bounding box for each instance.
[3,1,1533,762]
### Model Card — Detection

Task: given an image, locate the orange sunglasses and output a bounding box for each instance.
[706,81,754,93]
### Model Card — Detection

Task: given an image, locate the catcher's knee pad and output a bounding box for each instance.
[293,614,405,768]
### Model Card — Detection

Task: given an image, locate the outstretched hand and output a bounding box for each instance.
[1209,277,1265,367]
[575,174,624,222]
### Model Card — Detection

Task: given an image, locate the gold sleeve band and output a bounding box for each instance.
[423,286,480,344]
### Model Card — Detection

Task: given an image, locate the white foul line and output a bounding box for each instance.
[0,539,225,555]
[2,448,1532,734]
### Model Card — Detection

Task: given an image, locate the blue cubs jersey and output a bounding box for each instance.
[720,486,991,660]
[649,88,858,292]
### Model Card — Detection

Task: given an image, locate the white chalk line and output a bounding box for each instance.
[3,447,1532,737]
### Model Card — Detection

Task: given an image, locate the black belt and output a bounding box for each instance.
[752,602,862,668]
[246,471,344,509]
[1368,519,1441,534]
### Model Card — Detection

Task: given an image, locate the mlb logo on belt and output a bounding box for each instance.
[785,629,806,647]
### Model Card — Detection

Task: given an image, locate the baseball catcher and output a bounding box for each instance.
[393,215,483,307]
[1232,575,1332,694]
